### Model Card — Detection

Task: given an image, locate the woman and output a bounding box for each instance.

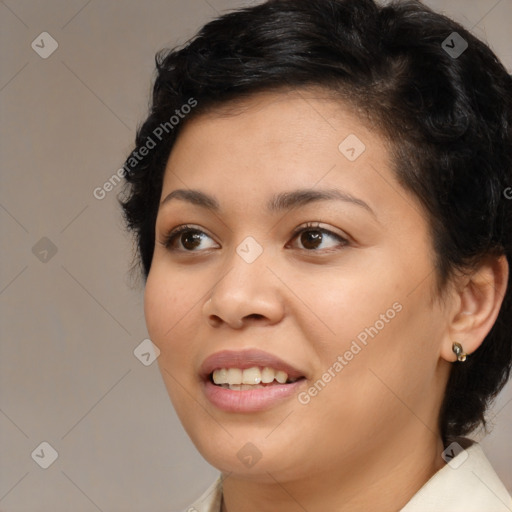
[120,0,512,510]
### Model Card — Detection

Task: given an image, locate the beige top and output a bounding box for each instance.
[183,442,512,512]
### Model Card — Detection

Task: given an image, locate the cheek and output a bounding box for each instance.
[144,265,201,355]
[144,270,171,344]
[144,266,202,410]
[311,283,441,420]
[301,257,441,398]
[296,262,401,354]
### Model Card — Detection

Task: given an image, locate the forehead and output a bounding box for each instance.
[163,90,389,190]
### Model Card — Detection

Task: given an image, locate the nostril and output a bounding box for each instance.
[246,314,264,320]
[207,315,223,327]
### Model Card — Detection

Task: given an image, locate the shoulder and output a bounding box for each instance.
[400,439,512,512]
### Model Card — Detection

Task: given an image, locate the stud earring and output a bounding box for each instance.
[452,342,467,362]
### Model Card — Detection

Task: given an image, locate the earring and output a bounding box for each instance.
[452,342,467,362]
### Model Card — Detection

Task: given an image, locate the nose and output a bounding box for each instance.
[202,247,285,329]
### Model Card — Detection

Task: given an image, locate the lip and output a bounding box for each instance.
[203,379,306,413]
[199,349,308,413]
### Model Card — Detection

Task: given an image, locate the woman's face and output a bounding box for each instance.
[144,90,453,483]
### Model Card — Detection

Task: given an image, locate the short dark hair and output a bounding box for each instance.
[119,0,512,442]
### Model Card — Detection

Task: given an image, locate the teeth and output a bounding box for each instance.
[261,367,275,383]
[212,366,294,386]
[242,367,261,385]
[214,368,228,383]
[226,368,242,385]
[275,370,288,384]
[221,384,266,391]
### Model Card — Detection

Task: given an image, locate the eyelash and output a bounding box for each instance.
[160,222,349,253]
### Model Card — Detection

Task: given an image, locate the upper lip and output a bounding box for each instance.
[200,349,307,381]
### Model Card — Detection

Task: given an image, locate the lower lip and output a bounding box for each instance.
[203,379,306,413]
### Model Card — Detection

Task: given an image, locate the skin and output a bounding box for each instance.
[144,89,508,512]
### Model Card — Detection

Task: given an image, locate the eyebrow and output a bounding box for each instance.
[160,188,376,217]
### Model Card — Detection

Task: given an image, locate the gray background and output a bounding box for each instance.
[0,0,511,510]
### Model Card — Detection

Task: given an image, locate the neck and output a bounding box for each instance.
[221,431,446,512]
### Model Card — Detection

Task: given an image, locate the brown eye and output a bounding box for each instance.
[299,230,324,250]
[180,231,203,250]
[163,225,217,252]
[290,224,348,251]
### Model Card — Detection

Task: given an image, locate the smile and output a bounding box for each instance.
[200,349,307,412]
[211,366,300,389]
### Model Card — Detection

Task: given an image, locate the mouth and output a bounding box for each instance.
[209,366,305,390]
[200,349,308,412]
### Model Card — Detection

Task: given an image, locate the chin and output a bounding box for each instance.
[189,429,306,482]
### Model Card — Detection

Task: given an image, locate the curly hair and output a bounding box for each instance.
[119,0,512,443]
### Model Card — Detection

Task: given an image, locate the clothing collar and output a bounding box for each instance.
[399,440,511,511]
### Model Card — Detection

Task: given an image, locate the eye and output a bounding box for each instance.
[161,225,218,252]
[288,222,348,251]
[160,222,349,253]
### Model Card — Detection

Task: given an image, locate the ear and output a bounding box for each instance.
[440,254,509,363]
